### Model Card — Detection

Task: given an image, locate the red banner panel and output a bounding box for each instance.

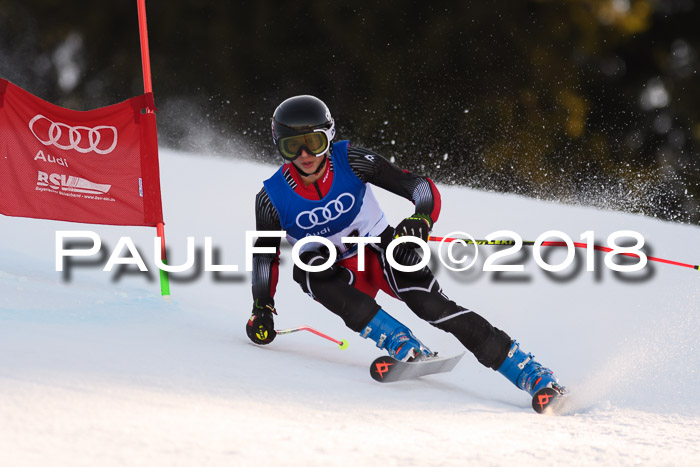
[0,79,163,226]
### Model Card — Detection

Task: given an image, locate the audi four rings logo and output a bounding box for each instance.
[296,193,356,229]
[28,114,118,155]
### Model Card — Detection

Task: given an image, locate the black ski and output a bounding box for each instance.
[370,352,465,383]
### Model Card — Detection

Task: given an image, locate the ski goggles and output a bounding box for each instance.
[276,128,333,161]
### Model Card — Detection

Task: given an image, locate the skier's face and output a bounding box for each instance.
[292,148,326,175]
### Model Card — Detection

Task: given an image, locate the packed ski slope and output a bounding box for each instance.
[1,148,699,466]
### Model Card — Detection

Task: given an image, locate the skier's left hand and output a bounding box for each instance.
[246,299,277,345]
[394,213,433,243]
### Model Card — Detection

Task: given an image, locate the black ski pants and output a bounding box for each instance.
[292,228,512,370]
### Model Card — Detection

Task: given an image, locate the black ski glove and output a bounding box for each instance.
[394,213,433,244]
[246,299,277,345]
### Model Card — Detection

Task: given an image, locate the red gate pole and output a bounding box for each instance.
[137,0,170,296]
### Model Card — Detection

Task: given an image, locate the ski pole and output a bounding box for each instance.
[429,236,700,271]
[275,325,349,349]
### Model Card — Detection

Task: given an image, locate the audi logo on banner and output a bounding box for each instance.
[295,193,355,230]
[28,114,118,155]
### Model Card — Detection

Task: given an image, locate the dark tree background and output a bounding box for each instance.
[1,0,698,223]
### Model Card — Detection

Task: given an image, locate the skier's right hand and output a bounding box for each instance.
[246,299,277,345]
[394,213,433,243]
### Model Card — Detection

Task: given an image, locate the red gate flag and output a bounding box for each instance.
[0,79,163,226]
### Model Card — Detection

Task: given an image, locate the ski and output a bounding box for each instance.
[369,352,465,383]
[369,352,569,414]
[531,386,568,414]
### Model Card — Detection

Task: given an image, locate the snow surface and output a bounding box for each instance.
[1,148,699,466]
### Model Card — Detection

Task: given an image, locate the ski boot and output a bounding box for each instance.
[361,309,433,362]
[497,340,566,397]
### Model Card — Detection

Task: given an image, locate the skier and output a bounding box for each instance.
[247,95,565,401]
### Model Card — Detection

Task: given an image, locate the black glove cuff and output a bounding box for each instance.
[412,212,433,229]
[253,297,276,315]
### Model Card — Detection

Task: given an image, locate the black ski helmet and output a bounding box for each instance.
[271,95,335,151]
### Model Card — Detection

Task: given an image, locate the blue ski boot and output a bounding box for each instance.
[497,341,565,396]
[361,309,433,361]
